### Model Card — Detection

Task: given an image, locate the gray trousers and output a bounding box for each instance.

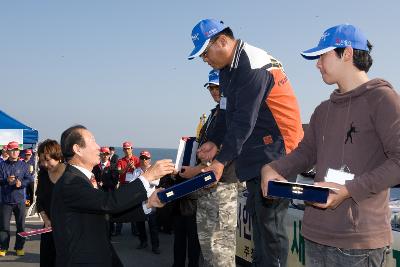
[246,177,289,267]
[305,239,390,267]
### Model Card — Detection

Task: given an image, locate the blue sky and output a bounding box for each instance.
[1,1,399,148]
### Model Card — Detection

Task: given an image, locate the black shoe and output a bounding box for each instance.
[136,242,148,249]
[152,247,161,254]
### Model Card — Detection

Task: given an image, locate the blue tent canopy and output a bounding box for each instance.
[0,110,38,145]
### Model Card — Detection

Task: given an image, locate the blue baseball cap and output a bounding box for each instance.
[188,19,227,60]
[204,69,219,87]
[301,24,369,60]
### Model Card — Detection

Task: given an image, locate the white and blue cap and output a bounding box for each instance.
[204,69,219,87]
[188,19,227,60]
[301,24,369,60]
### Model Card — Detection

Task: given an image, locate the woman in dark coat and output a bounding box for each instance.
[36,139,65,267]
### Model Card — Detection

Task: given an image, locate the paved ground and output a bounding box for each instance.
[0,215,246,267]
[0,215,176,267]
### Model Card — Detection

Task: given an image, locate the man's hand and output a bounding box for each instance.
[201,160,224,181]
[261,164,287,197]
[40,212,52,228]
[179,165,202,179]
[44,218,52,228]
[142,159,175,182]
[146,189,165,208]
[7,175,16,185]
[15,179,22,188]
[197,141,218,162]
[312,182,349,209]
[127,160,136,170]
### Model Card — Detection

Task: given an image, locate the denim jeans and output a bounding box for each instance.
[305,238,390,267]
[246,177,289,267]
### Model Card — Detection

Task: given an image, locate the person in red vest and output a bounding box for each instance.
[115,141,140,236]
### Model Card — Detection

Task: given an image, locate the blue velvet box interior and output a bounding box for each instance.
[158,171,216,203]
[267,180,331,203]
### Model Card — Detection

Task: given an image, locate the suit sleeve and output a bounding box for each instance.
[216,68,272,163]
[111,204,146,222]
[62,176,147,215]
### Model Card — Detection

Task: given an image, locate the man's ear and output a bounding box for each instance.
[218,35,228,48]
[72,144,81,156]
[343,47,354,62]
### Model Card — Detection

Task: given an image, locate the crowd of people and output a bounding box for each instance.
[0,18,399,267]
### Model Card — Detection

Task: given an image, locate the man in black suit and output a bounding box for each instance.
[51,125,175,267]
[109,147,119,166]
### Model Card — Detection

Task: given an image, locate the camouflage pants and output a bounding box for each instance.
[196,182,238,267]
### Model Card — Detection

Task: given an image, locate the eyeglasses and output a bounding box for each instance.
[200,37,218,58]
[123,147,132,150]
[140,157,150,160]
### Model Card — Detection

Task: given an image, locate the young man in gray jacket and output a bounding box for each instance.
[262,24,400,266]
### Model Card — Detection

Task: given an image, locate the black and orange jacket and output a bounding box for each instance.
[215,40,303,181]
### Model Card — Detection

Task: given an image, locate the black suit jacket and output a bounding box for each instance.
[110,154,119,165]
[92,164,119,191]
[51,164,146,267]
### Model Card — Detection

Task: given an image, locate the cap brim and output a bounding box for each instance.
[204,81,219,87]
[301,46,336,60]
[188,39,210,60]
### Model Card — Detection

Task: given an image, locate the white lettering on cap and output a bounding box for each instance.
[191,33,199,41]
[205,28,218,37]
[320,32,330,41]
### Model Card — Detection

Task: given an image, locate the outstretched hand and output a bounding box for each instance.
[146,188,165,208]
[179,165,202,179]
[142,159,175,182]
[197,141,218,162]
[201,160,224,181]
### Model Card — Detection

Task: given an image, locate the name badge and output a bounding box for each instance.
[125,172,135,182]
[325,168,354,185]
[220,97,227,110]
